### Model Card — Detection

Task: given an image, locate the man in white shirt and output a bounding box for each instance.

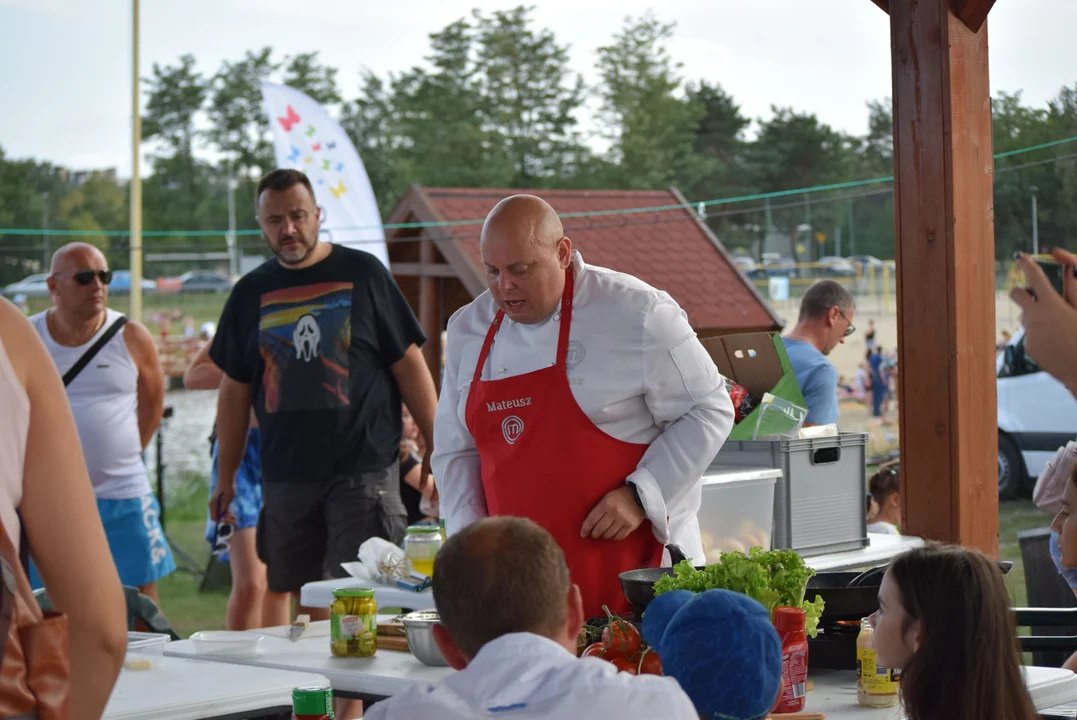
[364,517,699,720]
[433,194,734,618]
[29,242,174,601]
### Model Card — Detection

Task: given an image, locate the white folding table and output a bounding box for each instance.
[299,580,435,613]
[103,654,329,719]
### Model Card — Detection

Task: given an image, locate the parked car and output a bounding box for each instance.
[109,270,157,295]
[996,326,1077,500]
[732,256,759,277]
[1,273,50,299]
[814,256,857,278]
[179,271,232,293]
[847,255,886,274]
[761,257,797,279]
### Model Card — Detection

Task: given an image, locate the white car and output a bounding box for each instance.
[997,327,1077,499]
[2,273,50,299]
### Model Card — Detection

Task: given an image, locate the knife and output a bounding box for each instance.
[289,613,311,641]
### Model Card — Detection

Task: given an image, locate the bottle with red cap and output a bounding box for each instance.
[772,606,809,714]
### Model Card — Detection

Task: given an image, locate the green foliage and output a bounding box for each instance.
[3,6,1077,285]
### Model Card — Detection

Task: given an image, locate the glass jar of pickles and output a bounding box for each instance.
[330,588,377,658]
[404,525,443,577]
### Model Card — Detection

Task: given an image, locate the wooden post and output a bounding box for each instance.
[889,1,998,554]
[418,238,442,392]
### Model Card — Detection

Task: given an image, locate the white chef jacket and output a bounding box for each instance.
[433,251,735,563]
[362,632,700,720]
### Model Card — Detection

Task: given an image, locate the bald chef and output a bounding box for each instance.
[433,195,735,617]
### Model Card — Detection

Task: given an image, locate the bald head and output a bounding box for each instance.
[481,195,564,250]
[47,242,110,321]
[479,195,572,324]
[50,242,107,275]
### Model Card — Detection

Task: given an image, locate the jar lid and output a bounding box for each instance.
[772,606,806,633]
[292,685,331,714]
[333,588,375,598]
[406,526,442,534]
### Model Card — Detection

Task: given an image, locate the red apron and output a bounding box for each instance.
[464,270,664,618]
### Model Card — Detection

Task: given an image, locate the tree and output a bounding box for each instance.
[206,47,279,178]
[473,6,589,185]
[388,19,516,189]
[340,72,410,215]
[142,54,207,160]
[595,13,707,190]
[282,52,342,106]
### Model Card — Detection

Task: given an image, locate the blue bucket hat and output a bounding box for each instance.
[642,589,783,720]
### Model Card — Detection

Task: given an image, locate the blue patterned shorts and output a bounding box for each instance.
[205,427,264,561]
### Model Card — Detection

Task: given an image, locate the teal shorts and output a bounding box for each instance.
[30,493,176,590]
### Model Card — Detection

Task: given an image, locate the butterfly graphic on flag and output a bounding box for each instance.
[277,106,300,132]
[329,181,347,199]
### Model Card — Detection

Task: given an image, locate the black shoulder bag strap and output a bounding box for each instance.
[62,316,127,387]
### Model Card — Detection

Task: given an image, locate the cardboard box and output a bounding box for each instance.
[699,332,807,441]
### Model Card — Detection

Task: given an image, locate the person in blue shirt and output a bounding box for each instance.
[781,280,856,426]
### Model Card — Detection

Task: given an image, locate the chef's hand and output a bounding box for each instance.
[420,448,439,505]
[1011,250,1077,395]
[581,486,646,541]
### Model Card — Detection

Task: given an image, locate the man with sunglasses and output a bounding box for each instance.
[28,242,175,601]
[781,279,856,426]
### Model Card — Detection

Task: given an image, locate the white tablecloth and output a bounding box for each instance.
[163,621,452,697]
[156,633,1077,714]
[300,579,436,613]
[103,654,329,719]
[805,667,1077,717]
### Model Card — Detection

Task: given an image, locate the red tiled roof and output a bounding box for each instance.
[421,187,781,332]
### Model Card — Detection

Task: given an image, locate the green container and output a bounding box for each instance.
[292,684,333,717]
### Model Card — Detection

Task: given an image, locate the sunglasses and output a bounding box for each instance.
[53,269,113,286]
[211,496,234,557]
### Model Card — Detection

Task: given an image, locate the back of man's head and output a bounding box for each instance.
[798,280,854,323]
[433,517,573,658]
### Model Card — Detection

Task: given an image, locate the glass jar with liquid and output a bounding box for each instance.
[404,525,443,577]
[856,617,900,708]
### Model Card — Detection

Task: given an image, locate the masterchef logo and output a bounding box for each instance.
[501,415,525,444]
[485,397,531,412]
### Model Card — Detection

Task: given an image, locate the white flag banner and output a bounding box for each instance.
[260,81,389,269]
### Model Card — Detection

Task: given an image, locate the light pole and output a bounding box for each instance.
[226,157,238,278]
[129,0,144,322]
[1030,185,1039,256]
[41,192,50,269]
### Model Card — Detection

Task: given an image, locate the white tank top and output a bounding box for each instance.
[0,333,28,548]
[29,308,150,499]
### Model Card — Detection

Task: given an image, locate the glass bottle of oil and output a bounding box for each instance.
[856,617,900,708]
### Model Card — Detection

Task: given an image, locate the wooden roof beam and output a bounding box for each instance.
[951,0,996,33]
[869,0,889,13]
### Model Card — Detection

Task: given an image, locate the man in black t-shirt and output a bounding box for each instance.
[209,169,438,623]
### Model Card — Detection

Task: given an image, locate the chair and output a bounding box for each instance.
[1018,528,1077,668]
[33,585,180,641]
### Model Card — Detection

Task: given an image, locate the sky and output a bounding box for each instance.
[1,0,1076,177]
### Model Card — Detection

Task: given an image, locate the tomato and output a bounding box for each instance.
[611,656,638,674]
[602,617,642,659]
[638,650,663,675]
[581,643,606,659]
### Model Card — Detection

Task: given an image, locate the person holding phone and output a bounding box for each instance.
[1011,249,1077,399]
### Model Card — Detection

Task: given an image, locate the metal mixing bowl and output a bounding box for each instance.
[400,611,449,667]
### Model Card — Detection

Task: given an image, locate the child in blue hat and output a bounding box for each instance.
[643,589,783,720]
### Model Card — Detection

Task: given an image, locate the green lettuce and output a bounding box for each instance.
[653,547,825,638]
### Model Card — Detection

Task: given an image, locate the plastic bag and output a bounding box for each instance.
[752,393,809,439]
[358,536,412,583]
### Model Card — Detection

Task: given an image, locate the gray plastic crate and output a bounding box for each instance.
[712,432,869,557]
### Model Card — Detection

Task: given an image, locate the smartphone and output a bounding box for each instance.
[1033,254,1067,297]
